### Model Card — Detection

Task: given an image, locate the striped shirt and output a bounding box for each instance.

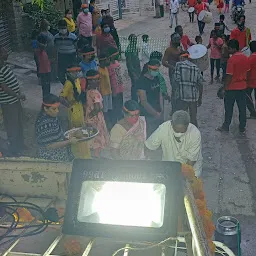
[174,60,203,102]
[54,32,77,54]
[0,65,20,104]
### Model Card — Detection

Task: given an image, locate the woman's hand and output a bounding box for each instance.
[69,137,79,145]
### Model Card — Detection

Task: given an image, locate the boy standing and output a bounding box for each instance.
[141,34,150,66]
[36,35,51,99]
[0,47,26,156]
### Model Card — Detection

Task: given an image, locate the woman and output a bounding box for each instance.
[35,94,77,161]
[85,70,109,157]
[109,100,147,160]
[89,0,101,31]
[64,9,76,33]
[60,67,91,159]
[96,23,117,55]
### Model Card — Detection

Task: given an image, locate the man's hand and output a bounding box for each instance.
[17,94,26,101]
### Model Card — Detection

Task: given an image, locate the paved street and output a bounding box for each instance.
[1,2,256,255]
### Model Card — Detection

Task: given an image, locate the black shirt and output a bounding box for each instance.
[136,74,161,115]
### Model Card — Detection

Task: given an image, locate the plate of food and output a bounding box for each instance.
[64,126,99,142]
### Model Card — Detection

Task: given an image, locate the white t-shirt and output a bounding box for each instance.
[145,121,203,177]
[160,0,164,5]
[170,0,179,13]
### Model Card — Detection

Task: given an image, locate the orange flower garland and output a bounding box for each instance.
[182,164,216,255]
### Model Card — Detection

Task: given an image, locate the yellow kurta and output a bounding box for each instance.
[64,17,76,33]
[60,79,91,159]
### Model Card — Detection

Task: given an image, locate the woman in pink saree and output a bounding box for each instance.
[109,100,147,160]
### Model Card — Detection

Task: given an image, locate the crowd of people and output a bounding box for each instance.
[0,0,255,178]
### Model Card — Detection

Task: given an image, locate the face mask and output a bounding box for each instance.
[173,132,185,138]
[126,116,139,125]
[150,70,159,77]
[59,29,67,35]
[238,21,245,31]
[103,27,110,33]
[83,8,89,14]
[67,14,72,19]
[47,26,51,31]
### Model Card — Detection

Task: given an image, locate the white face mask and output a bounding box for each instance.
[47,26,51,31]
[59,29,67,35]
[173,131,185,138]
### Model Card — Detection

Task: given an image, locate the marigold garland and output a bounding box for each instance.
[182,164,216,255]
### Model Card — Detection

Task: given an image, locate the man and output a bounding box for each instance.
[175,25,194,51]
[0,47,26,156]
[194,0,210,35]
[54,19,77,84]
[188,0,197,23]
[159,0,165,17]
[246,41,256,119]
[154,0,161,18]
[173,53,203,127]
[217,39,250,133]
[230,15,251,51]
[137,59,162,136]
[169,0,179,28]
[145,110,203,177]
[77,4,93,47]
[162,33,182,111]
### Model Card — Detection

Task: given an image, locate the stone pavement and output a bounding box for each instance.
[2,4,256,254]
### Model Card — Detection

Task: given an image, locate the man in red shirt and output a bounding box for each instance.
[217,39,250,133]
[188,0,197,22]
[246,41,256,118]
[194,0,210,35]
[230,15,251,51]
[175,26,194,51]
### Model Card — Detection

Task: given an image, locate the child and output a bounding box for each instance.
[221,34,230,83]
[79,46,98,77]
[224,0,230,13]
[36,35,51,99]
[85,69,109,157]
[141,34,150,66]
[108,47,125,128]
[60,66,91,159]
[207,30,223,84]
[98,54,113,130]
[142,51,170,102]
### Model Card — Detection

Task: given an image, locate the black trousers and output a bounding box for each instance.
[130,77,138,102]
[210,58,221,77]
[40,73,51,99]
[109,93,124,129]
[222,90,246,131]
[197,20,205,35]
[57,52,76,85]
[2,101,24,155]
[221,61,227,81]
[246,88,256,117]
[160,5,164,17]
[189,12,194,22]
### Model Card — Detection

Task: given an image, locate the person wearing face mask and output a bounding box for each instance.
[35,94,78,161]
[64,9,76,33]
[40,19,55,81]
[79,46,98,77]
[173,53,203,127]
[54,20,77,84]
[137,59,163,137]
[85,69,109,158]
[77,4,93,47]
[60,66,91,159]
[145,110,203,177]
[109,100,147,160]
[96,23,118,56]
[230,15,251,51]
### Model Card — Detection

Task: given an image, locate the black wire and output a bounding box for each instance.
[0,194,17,203]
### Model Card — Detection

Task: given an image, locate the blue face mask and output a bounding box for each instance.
[103,27,110,33]
[83,8,89,14]
[150,70,159,77]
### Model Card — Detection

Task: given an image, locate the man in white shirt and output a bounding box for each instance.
[145,110,203,177]
[169,0,179,28]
